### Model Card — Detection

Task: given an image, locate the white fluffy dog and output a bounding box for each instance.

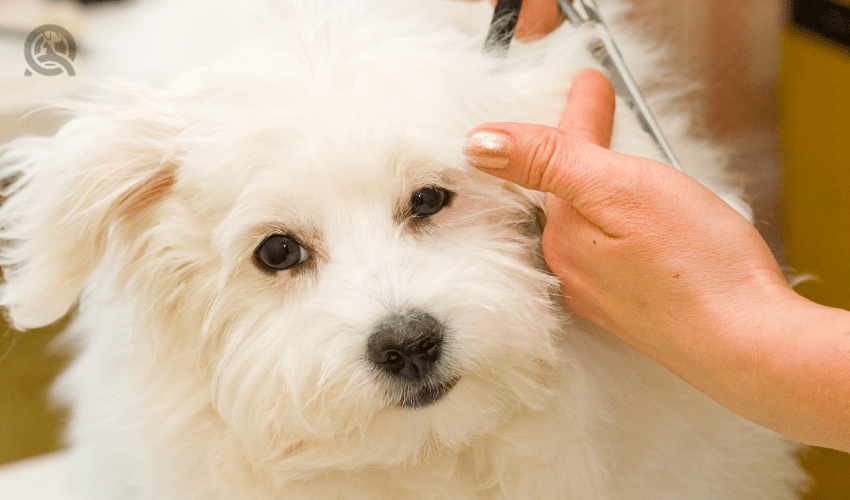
[1,0,806,498]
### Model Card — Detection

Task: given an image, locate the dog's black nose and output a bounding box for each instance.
[368,311,444,382]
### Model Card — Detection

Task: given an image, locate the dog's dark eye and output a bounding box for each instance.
[255,234,307,271]
[410,187,451,218]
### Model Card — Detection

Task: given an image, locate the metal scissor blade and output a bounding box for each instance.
[589,25,683,170]
[557,0,683,171]
[557,0,583,24]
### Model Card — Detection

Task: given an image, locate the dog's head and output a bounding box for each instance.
[1,2,572,474]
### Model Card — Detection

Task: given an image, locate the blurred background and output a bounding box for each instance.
[1,0,849,497]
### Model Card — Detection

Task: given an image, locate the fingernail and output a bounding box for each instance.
[465,130,512,170]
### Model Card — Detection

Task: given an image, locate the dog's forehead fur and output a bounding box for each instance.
[163,14,537,256]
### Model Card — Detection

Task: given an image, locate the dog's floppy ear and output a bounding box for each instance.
[0,83,185,330]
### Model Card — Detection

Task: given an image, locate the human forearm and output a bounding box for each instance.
[689,294,850,451]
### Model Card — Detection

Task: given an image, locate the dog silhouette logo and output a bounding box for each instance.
[24,24,77,76]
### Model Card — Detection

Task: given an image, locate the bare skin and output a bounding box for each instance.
[468,0,850,452]
[486,0,564,39]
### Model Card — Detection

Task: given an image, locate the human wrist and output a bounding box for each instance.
[742,294,850,446]
[669,286,850,447]
[645,283,802,426]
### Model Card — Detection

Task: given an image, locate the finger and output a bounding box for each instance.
[488,0,564,40]
[464,123,661,231]
[464,123,616,202]
[558,69,615,148]
[518,0,565,39]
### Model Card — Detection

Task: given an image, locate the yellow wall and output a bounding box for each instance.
[782,30,850,310]
[0,323,68,465]
[780,7,850,498]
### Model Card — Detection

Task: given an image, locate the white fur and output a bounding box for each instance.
[1,0,805,498]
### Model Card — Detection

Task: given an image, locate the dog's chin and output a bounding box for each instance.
[397,376,460,409]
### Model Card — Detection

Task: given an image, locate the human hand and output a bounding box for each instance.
[464,13,850,453]
[463,69,797,367]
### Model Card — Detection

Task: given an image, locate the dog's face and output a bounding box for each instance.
[1,11,567,472]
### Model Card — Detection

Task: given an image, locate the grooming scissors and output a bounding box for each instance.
[486,0,683,171]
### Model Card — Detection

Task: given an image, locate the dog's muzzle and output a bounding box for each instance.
[368,310,458,408]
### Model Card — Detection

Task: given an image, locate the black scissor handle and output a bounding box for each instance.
[484,0,525,53]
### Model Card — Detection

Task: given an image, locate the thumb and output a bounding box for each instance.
[559,68,616,147]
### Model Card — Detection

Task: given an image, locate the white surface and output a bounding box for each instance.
[0,452,78,500]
